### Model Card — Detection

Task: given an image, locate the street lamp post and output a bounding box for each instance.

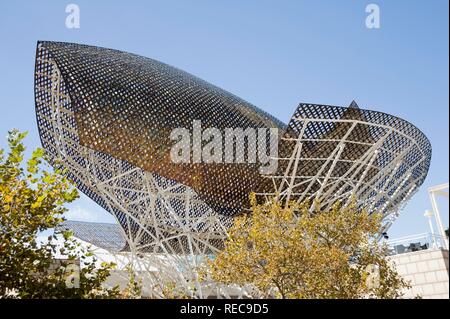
[428,183,449,250]
[424,210,437,248]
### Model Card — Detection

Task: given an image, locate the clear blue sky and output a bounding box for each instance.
[0,0,448,238]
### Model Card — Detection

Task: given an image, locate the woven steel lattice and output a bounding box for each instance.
[35,41,283,218]
[57,220,126,252]
[264,102,431,234]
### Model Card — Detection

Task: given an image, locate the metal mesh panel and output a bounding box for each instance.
[267,102,431,231]
[35,41,283,216]
[56,221,126,252]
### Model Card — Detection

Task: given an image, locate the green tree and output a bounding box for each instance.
[205,194,410,299]
[0,129,123,298]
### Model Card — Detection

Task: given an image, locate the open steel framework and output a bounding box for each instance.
[34,41,431,298]
[261,102,432,236]
[428,183,449,250]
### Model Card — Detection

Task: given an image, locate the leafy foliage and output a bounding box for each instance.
[206,194,410,299]
[0,129,128,298]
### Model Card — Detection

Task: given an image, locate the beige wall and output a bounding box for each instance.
[389,248,449,299]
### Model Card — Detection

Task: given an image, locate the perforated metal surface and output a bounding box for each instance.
[35,41,283,217]
[57,220,126,252]
[264,103,432,232]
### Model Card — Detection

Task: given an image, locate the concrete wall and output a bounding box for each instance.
[389,248,449,299]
